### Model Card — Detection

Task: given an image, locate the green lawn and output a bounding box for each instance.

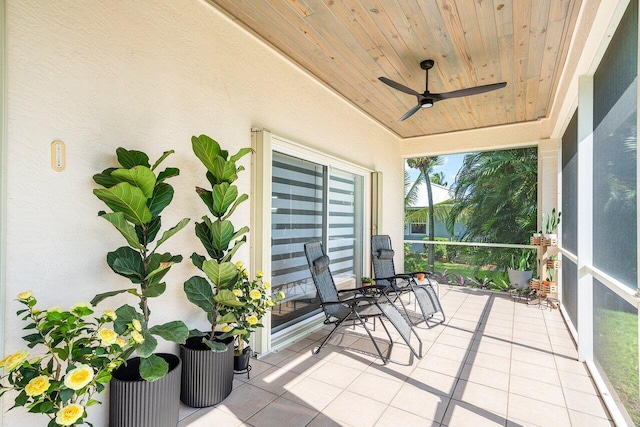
[594,308,640,425]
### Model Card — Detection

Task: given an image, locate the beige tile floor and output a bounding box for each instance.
[178,286,614,427]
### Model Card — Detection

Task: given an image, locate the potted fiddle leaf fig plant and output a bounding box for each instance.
[180,134,252,408]
[91,147,190,427]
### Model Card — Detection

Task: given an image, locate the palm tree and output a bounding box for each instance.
[447,148,537,269]
[406,156,443,271]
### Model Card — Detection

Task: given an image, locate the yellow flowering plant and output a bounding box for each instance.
[221,266,284,355]
[0,292,137,426]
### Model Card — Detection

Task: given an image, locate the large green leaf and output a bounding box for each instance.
[222,193,249,220]
[202,339,228,352]
[90,288,138,306]
[113,305,142,334]
[116,147,150,169]
[135,330,158,358]
[218,312,236,323]
[191,252,205,270]
[212,183,237,217]
[156,167,179,183]
[141,282,166,298]
[213,289,244,307]
[139,354,168,382]
[106,247,145,283]
[220,236,247,263]
[149,321,188,344]
[194,220,217,259]
[94,182,152,225]
[155,218,190,250]
[98,212,143,250]
[183,276,214,314]
[230,147,253,162]
[111,166,156,198]
[148,252,182,276]
[93,168,118,188]
[203,260,238,288]
[196,187,215,216]
[210,157,238,185]
[211,220,235,253]
[144,259,177,288]
[147,183,174,218]
[151,150,175,171]
[192,135,222,174]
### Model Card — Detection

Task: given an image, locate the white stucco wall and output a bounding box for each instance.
[2,1,402,425]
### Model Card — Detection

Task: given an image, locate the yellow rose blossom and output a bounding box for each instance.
[55,404,84,426]
[115,338,126,348]
[131,331,144,344]
[103,309,117,321]
[232,289,243,297]
[48,306,63,313]
[131,319,142,332]
[277,291,286,300]
[63,364,94,390]
[256,270,264,278]
[0,350,29,372]
[250,289,262,300]
[267,299,275,307]
[17,291,33,300]
[32,308,42,314]
[97,328,117,346]
[263,282,271,290]
[247,315,258,325]
[25,375,50,397]
[220,324,232,333]
[235,261,244,268]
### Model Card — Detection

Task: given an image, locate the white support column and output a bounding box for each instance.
[538,139,560,283]
[538,138,560,226]
[577,75,594,362]
[250,129,273,356]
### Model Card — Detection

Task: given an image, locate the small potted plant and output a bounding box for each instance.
[507,248,535,291]
[0,292,132,426]
[225,265,284,374]
[91,147,190,427]
[361,277,373,287]
[181,134,252,407]
[543,208,561,240]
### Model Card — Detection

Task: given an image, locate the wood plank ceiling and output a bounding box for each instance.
[209,0,582,138]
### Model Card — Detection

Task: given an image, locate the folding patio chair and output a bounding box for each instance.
[371,235,445,327]
[304,241,422,364]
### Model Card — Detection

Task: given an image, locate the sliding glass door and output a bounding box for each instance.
[270,151,364,332]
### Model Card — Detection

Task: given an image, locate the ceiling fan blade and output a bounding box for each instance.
[379,77,420,97]
[436,82,507,100]
[399,104,422,121]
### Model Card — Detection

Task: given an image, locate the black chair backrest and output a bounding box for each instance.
[304,241,344,319]
[371,235,397,286]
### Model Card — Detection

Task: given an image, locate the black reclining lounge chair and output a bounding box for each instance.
[371,234,445,327]
[304,241,422,364]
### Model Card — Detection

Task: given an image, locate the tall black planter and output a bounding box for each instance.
[180,336,234,407]
[109,353,181,427]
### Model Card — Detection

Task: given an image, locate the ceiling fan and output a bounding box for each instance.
[379,59,507,121]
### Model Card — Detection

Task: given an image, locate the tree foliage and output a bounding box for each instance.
[447,148,538,270]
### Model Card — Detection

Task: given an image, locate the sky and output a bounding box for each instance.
[405,153,466,189]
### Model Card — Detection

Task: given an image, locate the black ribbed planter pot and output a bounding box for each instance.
[109,353,181,427]
[180,336,234,407]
